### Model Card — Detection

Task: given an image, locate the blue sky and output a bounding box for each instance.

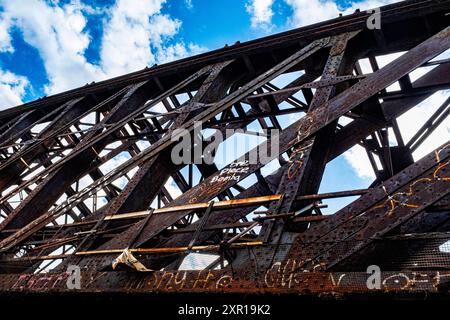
[2,0,449,217]
[0,0,402,106]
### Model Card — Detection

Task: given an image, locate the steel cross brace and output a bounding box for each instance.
[0,64,220,249]
[65,38,330,256]
[59,61,235,264]
[0,2,449,297]
[259,32,357,249]
[117,25,450,254]
[136,65,450,266]
[46,24,450,273]
[0,37,329,256]
[288,140,450,271]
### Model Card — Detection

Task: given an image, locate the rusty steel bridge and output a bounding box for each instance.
[0,0,449,300]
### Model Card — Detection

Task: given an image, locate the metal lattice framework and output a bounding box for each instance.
[0,0,449,298]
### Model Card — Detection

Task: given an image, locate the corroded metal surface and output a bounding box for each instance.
[2,269,450,295]
[0,0,449,298]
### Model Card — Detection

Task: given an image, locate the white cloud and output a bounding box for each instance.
[185,0,193,10]
[100,0,177,77]
[343,92,450,180]
[164,176,182,199]
[284,0,339,27]
[285,0,402,27]
[179,253,218,270]
[100,0,206,77]
[156,42,206,64]
[343,145,376,179]
[0,0,104,95]
[0,12,13,53]
[0,0,206,99]
[398,91,450,161]
[247,0,401,29]
[246,0,274,29]
[0,70,29,110]
[343,90,450,180]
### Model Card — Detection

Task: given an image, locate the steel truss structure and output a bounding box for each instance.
[0,0,449,299]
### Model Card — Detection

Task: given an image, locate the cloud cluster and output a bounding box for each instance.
[246,0,274,30]
[99,0,193,78]
[286,0,400,27]
[0,12,13,53]
[1,0,105,96]
[0,70,29,107]
[343,145,376,180]
[0,0,205,102]
[247,0,400,29]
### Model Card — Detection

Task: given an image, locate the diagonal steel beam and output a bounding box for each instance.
[291,140,450,271]
[119,25,450,251]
